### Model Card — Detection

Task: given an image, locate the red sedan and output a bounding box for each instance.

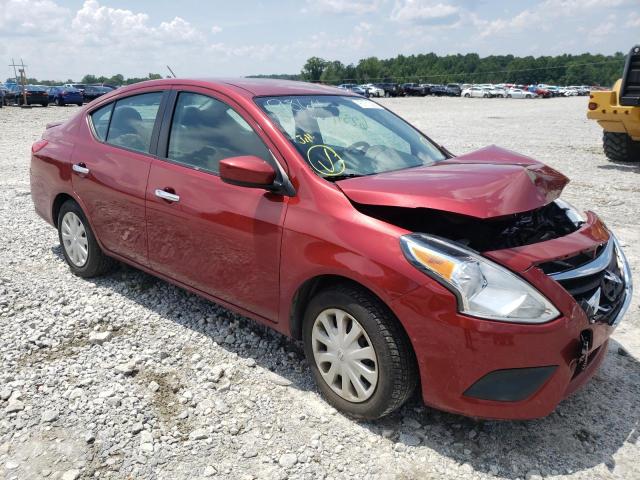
[30,79,632,420]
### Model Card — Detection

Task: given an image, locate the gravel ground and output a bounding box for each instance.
[0,96,638,480]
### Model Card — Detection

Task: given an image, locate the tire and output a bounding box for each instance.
[603,132,640,163]
[77,103,83,107]
[464,93,470,98]
[57,200,116,278]
[41,103,48,107]
[302,284,417,420]
[56,98,64,106]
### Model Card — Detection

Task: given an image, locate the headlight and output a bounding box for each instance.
[554,199,585,226]
[400,233,560,323]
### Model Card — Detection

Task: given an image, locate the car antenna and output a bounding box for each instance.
[167,65,177,78]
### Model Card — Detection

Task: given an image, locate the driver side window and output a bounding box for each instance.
[167,92,271,175]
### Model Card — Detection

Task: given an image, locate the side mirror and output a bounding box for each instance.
[219,155,276,189]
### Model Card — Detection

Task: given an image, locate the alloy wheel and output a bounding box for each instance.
[61,211,89,267]
[311,308,378,403]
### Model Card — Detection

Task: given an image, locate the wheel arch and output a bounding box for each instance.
[52,192,77,225]
[288,274,413,347]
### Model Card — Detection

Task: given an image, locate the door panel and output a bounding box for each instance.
[71,90,166,266]
[145,87,288,321]
[146,160,286,320]
[72,142,152,265]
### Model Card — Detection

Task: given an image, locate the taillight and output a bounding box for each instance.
[31,139,48,153]
[588,102,598,111]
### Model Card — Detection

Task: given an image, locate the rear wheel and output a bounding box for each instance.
[57,200,116,277]
[464,93,470,98]
[302,284,417,420]
[56,98,64,106]
[603,132,640,163]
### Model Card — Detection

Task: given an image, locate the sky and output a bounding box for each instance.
[0,0,638,81]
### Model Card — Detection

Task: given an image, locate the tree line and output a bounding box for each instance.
[254,52,628,86]
[4,73,167,86]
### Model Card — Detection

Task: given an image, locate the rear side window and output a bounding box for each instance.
[90,103,113,141]
[106,92,163,153]
[166,92,271,174]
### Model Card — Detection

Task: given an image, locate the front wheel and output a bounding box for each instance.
[303,284,417,420]
[58,200,116,277]
[603,132,640,163]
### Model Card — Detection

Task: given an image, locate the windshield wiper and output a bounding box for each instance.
[324,173,362,182]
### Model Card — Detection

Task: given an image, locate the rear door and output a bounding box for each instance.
[145,87,287,321]
[71,89,167,266]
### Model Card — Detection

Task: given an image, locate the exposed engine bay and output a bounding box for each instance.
[355,201,580,251]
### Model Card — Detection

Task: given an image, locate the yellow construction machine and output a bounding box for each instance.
[588,45,640,162]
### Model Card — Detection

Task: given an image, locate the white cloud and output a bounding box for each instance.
[211,25,223,34]
[71,0,203,47]
[390,0,459,24]
[0,0,69,35]
[305,0,382,14]
[626,12,640,28]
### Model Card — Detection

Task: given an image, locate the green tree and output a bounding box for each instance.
[301,57,327,82]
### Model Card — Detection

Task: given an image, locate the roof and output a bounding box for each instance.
[113,77,352,98]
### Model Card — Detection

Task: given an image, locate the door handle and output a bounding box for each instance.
[72,163,90,175]
[155,189,180,202]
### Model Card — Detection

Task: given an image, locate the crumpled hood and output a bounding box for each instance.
[336,145,569,219]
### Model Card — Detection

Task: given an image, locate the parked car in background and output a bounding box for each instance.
[48,86,84,106]
[507,88,536,99]
[0,85,7,107]
[374,83,400,97]
[462,86,489,98]
[446,84,462,96]
[64,83,87,93]
[429,85,449,96]
[360,84,385,97]
[488,86,507,98]
[89,83,118,91]
[83,85,111,103]
[30,78,632,421]
[337,83,358,90]
[527,85,552,98]
[350,86,369,97]
[6,84,49,106]
[401,83,428,96]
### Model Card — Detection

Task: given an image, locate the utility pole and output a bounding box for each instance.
[8,58,29,106]
[167,65,177,78]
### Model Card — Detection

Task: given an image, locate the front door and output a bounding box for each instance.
[71,90,166,266]
[145,89,287,321]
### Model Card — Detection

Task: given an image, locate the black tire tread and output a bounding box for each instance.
[306,283,418,419]
[603,132,640,163]
[57,200,116,278]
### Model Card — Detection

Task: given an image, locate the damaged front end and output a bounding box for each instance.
[355,200,581,252]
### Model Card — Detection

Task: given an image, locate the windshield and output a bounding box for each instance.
[255,95,446,179]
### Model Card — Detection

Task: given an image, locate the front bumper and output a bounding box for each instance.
[392,214,632,420]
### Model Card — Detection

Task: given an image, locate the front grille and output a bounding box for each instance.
[620,45,640,107]
[540,240,628,325]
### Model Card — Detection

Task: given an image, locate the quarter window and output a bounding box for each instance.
[167,92,271,175]
[90,103,113,141]
[106,92,163,153]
